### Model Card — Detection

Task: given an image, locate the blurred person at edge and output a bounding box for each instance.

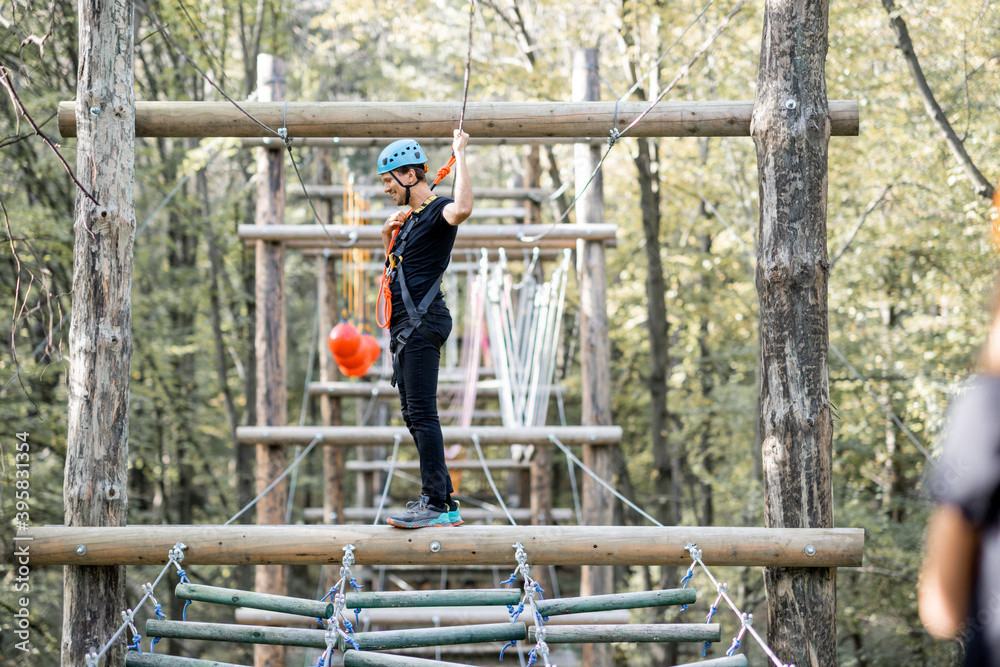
[920,284,1000,665]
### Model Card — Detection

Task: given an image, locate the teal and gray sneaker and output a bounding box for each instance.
[448,500,463,527]
[386,496,451,528]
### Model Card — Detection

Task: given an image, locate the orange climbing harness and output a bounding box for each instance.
[376,154,457,330]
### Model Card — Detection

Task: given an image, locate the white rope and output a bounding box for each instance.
[372,434,403,525]
[682,544,794,667]
[471,434,518,525]
[225,435,323,526]
[84,543,188,666]
[548,435,663,526]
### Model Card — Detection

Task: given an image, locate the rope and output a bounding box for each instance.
[373,434,403,525]
[502,543,552,666]
[830,342,935,464]
[224,434,323,526]
[84,543,189,667]
[548,435,663,526]
[458,0,476,134]
[681,543,794,667]
[472,433,518,525]
[520,0,745,244]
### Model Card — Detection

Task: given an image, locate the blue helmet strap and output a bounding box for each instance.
[388,169,412,206]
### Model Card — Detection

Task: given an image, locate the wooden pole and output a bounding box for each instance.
[573,47,615,667]
[529,623,720,643]
[752,1,836,665]
[314,147,345,588]
[176,583,334,618]
[235,425,623,446]
[125,654,251,667]
[238,223,617,249]
[145,620,529,650]
[252,52,287,667]
[62,0,135,663]
[533,589,696,616]
[303,506,574,523]
[26,525,864,567]
[57,100,861,138]
[235,606,632,627]
[343,653,478,667]
[524,146,542,224]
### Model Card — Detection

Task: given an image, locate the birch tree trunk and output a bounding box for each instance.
[751,0,836,664]
[62,0,135,664]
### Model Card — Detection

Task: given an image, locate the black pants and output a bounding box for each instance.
[394,328,453,506]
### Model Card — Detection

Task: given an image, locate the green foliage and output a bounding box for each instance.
[2,0,999,664]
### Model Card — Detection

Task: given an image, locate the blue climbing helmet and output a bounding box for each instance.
[377,139,426,174]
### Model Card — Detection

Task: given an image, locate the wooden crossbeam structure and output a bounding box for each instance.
[59,101,859,138]
[344,458,529,471]
[238,223,616,250]
[25,525,864,567]
[295,185,555,202]
[235,425,622,446]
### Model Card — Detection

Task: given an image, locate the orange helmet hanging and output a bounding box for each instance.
[328,321,361,359]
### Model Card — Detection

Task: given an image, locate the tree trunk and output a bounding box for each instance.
[751,1,836,664]
[62,0,135,664]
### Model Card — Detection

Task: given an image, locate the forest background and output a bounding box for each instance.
[1,0,999,664]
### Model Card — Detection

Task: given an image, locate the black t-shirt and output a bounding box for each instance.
[932,376,1000,665]
[388,195,457,341]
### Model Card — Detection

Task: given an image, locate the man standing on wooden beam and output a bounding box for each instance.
[378,129,472,528]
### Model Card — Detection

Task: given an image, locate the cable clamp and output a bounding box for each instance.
[608,127,621,147]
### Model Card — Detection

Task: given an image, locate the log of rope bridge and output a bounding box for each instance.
[145,619,529,649]
[177,583,521,613]
[238,223,617,250]
[125,655,252,667]
[25,525,864,567]
[533,589,696,616]
[235,425,623,447]
[234,606,632,627]
[529,623,720,644]
[57,100,860,138]
[243,137,609,147]
[675,658,748,667]
[343,653,493,667]
[295,185,555,202]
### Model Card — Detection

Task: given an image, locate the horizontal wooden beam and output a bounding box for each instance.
[344,652,483,667]
[295,185,555,202]
[242,137,608,147]
[303,507,575,524]
[238,223,616,250]
[24,525,865,567]
[235,606,631,627]
[126,654,250,667]
[58,101,860,138]
[300,248,570,260]
[235,425,623,447]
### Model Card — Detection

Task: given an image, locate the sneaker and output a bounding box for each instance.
[448,500,463,527]
[386,495,451,528]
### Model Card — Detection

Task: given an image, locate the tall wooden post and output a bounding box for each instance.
[61,0,135,664]
[253,53,288,667]
[316,147,345,592]
[751,1,836,664]
[573,47,614,667]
